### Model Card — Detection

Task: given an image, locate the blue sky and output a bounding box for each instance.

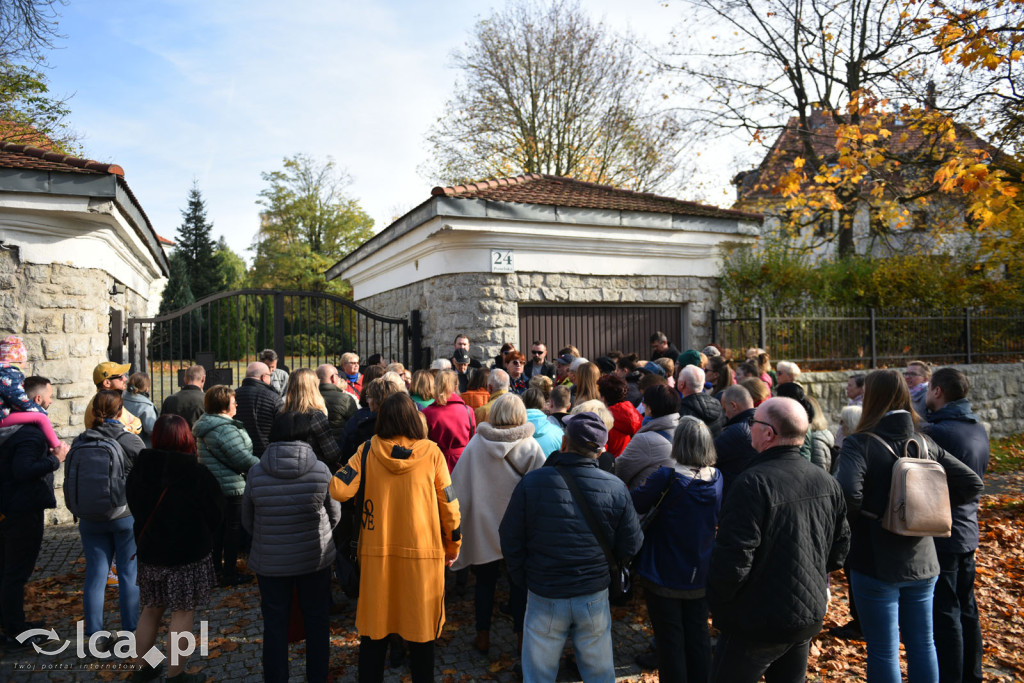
[43,0,738,262]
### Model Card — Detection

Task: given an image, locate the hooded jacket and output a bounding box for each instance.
[194,413,258,498]
[234,377,284,457]
[606,400,642,457]
[422,393,477,472]
[836,411,984,582]
[121,390,158,447]
[615,413,680,491]
[632,464,722,594]
[450,421,546,570]
[525,408,563,457]
[709,445,850,643]
[330,435,461,642]
[126,448,224,566]
[0,425,60,514]
[242,439,340,577]
[923,399,990,554]
[678,392,727,437]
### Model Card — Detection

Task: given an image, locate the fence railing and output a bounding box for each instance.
[711,307,1024,370]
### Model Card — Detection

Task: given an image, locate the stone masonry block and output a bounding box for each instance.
[25,311,62,334]
[23,264,50,284]
[42,337,66,360]
[56,382,91,400]
[63,311,97,334]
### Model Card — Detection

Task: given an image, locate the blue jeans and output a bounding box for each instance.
[522,589,614,683]
[851,570,938,683]
[79,516,140,634]
[933,551,983,683]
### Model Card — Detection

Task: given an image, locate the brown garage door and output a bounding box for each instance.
[519,305,683,360]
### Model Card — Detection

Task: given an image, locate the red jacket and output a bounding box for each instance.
[606,400,642,457]
[422,393,477,472]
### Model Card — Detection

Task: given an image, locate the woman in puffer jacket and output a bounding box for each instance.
[451,393,546,658]
[597,374,642,457]
[242,412,341,683]
[193,385,257,586]
[631,416,723,683]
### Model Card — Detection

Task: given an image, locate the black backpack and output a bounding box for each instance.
[64,431,128,521]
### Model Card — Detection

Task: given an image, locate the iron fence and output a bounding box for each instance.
[711,306,1024,370]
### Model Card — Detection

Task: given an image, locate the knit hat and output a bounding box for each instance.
[564,411,609,450]
[677,349,703,369]
[0,335,27,364]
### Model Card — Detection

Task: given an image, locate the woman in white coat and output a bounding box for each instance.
[450,392,546,658]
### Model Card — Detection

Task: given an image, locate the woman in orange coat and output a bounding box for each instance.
[330,392,461,683]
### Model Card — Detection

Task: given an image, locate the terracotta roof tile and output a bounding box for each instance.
[0,142,124,176]
[431,173,761,221]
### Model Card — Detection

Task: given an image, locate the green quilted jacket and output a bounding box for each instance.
[194,413,258,497]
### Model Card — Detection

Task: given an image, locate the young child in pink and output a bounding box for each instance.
[0,335,63,451]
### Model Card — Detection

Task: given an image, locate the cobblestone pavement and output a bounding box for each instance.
[0,525,653,682]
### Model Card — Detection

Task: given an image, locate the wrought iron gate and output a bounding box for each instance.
[110,290,421,406]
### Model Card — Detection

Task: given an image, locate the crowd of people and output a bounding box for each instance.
[0,331,991,682]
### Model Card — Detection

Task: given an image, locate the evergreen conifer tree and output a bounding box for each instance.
[174,181,220,301]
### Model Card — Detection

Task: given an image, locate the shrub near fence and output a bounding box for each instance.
[712,307,1024,371]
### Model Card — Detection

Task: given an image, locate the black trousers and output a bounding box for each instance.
[473,560,526,633]
[0,509,44,637]
[646,592,711,683]
[711,632,811,683]
[933,550,983,683]
[359,635,434,683]
[257,567,332,683]
[213,496,242,580]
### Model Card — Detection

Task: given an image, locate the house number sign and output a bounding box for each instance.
[491,249,515,273]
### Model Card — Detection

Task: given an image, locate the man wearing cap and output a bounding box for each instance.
[708,397,848,682]
[160,364,207,429]
[85,362,141,434]
[451,349,473,393]
[500,412,643,682]
[453,334,482,370]
[554,353,574,389]
[524,342,554,380]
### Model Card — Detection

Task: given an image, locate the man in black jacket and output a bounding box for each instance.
[924,368,988,683]
[161,364,206,428]
[0,381,64,650]
[316,363,357,439]
[235,362,284,458]
[523,341,554,380]
[712,385,758,497]
[678,365,726,437]
[708,397,849,682]
[500,412,642,682]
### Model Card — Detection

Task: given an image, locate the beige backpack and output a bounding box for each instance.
[865,433,952,537]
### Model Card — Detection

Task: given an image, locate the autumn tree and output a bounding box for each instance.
[251,154,374,294]
[427,0,682,192]
[214,236,248,290]
[0,1,76,152]
[664,0,966,254]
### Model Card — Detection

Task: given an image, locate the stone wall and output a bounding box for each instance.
[359,271,719,366]
[0,249,151,524]
[801,362,1024,439]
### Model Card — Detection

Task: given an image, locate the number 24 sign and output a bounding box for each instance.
[491,249,514,273]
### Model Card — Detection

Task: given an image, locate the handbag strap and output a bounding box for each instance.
[641,469,693,531]
[865,432,927,460]
[555,465,618,570]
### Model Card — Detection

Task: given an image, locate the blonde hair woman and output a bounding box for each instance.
[571,362,601,407]
[410,370,435,409]
[451,393,545,657]
[527,374,553,402]
[422,370,476,472]
[281,368,341,471]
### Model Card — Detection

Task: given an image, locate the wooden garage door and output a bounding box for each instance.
[518,305,683,360]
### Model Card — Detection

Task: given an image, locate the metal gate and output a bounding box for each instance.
[110,290,421,406]
[518,304,683,360]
